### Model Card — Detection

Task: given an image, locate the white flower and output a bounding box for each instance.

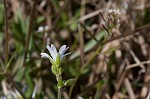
[108,9,121,15]
[41,44,70,66]
[108,9,121,25]
[37,26,49,32]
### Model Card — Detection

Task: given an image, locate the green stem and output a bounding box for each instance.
[57,74,62,99]
[57,88,61,99]
[69,32,110,98]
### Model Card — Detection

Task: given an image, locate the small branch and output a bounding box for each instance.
[106,23,150,43]
[24,0,37,66]
[79,9,102,22]
[126,60,150,70]
[3,0,9,65]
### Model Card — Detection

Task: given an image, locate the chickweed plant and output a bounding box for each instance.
[41,44,75,99]
[0,6,121,98]
[40,9,121,99]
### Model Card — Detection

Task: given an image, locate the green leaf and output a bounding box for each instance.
[25,67,34,98]
[51,66,58,76]
[36,16,45,24]
[6,44,20,70]
[58,68,63,75]
[15,67,26,82]
[57,79,64,88]
[64,78,76,86]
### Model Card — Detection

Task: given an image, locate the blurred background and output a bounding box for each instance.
[0,0,150,99]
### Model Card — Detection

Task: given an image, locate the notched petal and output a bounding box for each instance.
[47,45,55,58]
[51,44,57,60]
[41,53,50,59]
[59,45,66,54]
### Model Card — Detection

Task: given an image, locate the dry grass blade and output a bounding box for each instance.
[126,60,150,70]
[124,78,136,99]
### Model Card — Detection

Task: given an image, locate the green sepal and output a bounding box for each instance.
[49,57,56,66]
[58,68,63,75]
[56,53,61,67]
[57,79,64,88]
[51,66,58,76]
[64,78,76,86]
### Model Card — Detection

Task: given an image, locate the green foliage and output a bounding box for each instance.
[64,78,75,86]
[11,9,29,45]
[0,0,149,99]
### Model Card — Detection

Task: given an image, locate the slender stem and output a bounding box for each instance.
[69,32,110,98]
[3,0,8,65]
[57,88,61,99]
[57,74,62,99]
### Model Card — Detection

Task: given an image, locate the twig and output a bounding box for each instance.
[106,23,150,43]
[24,0,37,66]
[126,60,150,70]
[123,42,145,72]
[78,24,85,67]
[124,78,136,99]
[115,60,150,92]
[79,9,102,22]
[3,0,8,65]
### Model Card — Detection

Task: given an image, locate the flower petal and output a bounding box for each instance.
[47,45,57,60]
[60,52,71,60]
[59,45,66,54]
[51,44,58,60]
[41,53,50,59]
[59,46,69,55]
